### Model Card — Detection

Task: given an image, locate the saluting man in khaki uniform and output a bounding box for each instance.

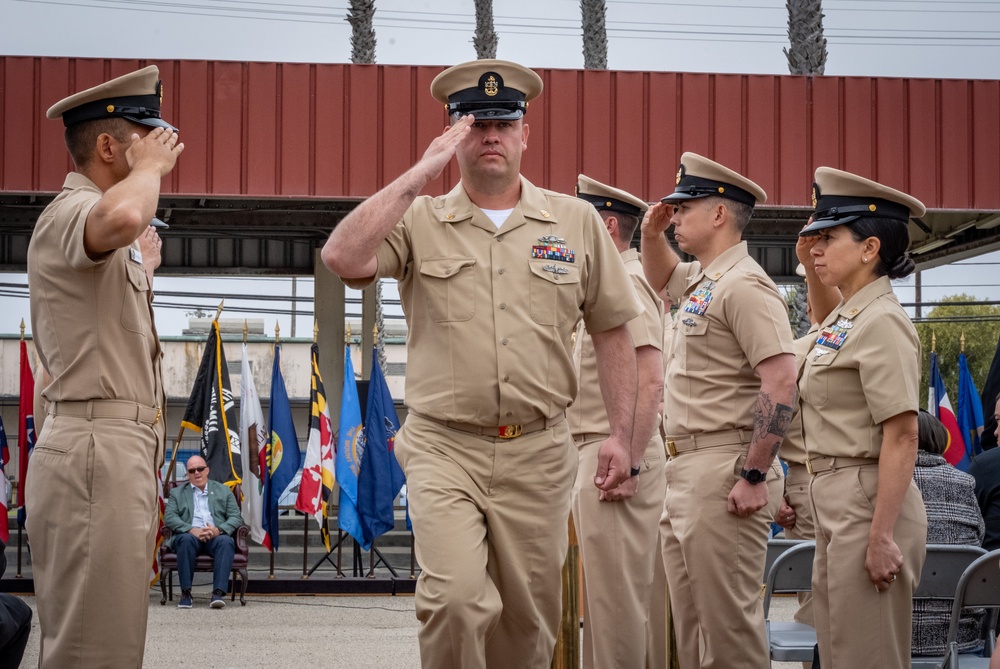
[569,175,666,669]
[798,167,928,668]
[322,60,642,669]
[27,66,183,668]
[641,153,797,669]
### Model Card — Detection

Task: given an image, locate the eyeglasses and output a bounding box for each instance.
[187,466,208,474]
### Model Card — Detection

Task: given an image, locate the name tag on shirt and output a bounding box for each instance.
[129,247,143,264]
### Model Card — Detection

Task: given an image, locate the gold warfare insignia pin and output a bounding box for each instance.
[484,75,499,97]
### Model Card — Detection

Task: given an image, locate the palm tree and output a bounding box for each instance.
[580,0,608,70]
[348,0,377,65]
[784,0,827,75]
[473,0,498,59]
[785,0,826,335]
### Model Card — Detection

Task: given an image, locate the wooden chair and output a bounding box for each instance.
[158,481,250,606]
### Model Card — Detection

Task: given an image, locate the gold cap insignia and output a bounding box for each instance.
[675,166,683,185]
[605,201,612,207]
[718,187,725,194]
[484,75,499,97]
[106,104,115,113]
[157,80,163,106]
[869,204,877,212]
[811,184,819,208]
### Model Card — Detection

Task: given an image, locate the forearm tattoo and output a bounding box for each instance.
[753,393,795,461]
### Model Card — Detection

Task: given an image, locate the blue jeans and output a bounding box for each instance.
[174,532,235,593]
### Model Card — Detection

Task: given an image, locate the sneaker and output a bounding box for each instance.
[210,589,226,609]
[178,591,193,609]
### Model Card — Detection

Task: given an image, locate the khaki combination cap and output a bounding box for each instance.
[431,59,543,121]
[46,65,176,131]
[576,174,649,218]
[800,166,926,236]
[662,152,766,207]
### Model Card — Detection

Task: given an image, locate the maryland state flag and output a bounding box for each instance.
[929,351,966,468]
[336,343,365,547]
[295,343,336,551]
[357,348,405,550]
[262,342,301,551]
[17,339,35,529]
[181,321,242,486]
[0,416,10,542]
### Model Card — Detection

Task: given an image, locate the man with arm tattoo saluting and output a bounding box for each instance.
[640,153,797,669]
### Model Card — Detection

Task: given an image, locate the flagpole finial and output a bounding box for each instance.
[961,332,966,354]
[243,319,248,344]
[20,319,25,341]
[932,331,936,353]
[313,320,319,343]
[214,300,225,323]
[274,322,280,344]
[346,323,352,344]
[373,325,378,338]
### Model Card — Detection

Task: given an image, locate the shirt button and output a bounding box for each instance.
[500,303,506,310]
[502,339,508,346]
[506,411,513,418]
[498,268,505,275]
[503,375,510,382]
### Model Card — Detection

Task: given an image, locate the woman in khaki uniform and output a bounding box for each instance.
[798,167,928,668]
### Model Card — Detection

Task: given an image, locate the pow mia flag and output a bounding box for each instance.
[181,320,242,486]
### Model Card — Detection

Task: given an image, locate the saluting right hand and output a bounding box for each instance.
[640,202,673,236]
[126,127,184,177]
[414,114,475,183]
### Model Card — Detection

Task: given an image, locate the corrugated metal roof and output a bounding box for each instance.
[2,56,998,210]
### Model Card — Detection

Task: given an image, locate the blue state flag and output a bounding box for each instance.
[357,347,406,550]
[957,351,985,470]
[336,344,365,546]
[262,343,301,551]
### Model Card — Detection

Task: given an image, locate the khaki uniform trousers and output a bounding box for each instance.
[809,463,927,669]
[783,463,816,627]
[660,442,783,669]
[26,413,160,669]
[394,413,577,669]
[571,433,666,669]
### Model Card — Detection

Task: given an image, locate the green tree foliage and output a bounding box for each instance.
[915,294,1000,407]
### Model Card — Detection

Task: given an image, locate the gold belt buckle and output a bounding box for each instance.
[498,424,522,439]
[806,459,814,475]
[666,440,677,457]
[153,406,162,427]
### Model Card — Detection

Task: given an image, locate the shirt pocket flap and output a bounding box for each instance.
[419,257,477,279]
[125,261,149,292]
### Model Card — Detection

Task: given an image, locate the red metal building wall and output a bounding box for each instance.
[2,57,999,210]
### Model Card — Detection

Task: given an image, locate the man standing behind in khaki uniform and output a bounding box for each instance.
[27,66,182,668]
[569,175,666,669]
[322,60,642,669]
[641,153,796,668]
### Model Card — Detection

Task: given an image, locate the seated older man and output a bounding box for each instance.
[164,456,242,608]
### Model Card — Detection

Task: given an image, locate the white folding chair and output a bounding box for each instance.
[911,545,988,669]
[763,540,817,663]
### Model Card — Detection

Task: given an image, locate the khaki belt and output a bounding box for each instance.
[665,428,752,457]
[412,411,565,440]
[806,456,879,475]
[573,432,607,445]
[47,400,161,427]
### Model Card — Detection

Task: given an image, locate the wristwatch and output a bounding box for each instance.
[630,466,641,478]
[739,467,767,484]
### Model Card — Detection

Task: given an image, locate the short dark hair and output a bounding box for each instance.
[602,210,641,244]
[704,195,753,232]
[65,117,133,169]
[917,409,948,456]
[847,216,915,280]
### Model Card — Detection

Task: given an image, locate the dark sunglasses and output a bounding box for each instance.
[187,466,208,474]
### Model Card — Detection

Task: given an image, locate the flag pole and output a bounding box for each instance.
[269,321,280,580]
[16,320,24,578]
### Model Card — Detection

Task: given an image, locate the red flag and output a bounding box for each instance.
[150,468,165,585]
[17,340,35,527]
[0,416,10,542]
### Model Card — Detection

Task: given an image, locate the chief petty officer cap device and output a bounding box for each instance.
[431,59,543,122]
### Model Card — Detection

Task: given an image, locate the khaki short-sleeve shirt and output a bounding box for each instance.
[27,173,165,418]
[799,276,920,459]
[568,248,664,436]
[349,176,642,426]
[779,332,820,465]
[663,241,794,436]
